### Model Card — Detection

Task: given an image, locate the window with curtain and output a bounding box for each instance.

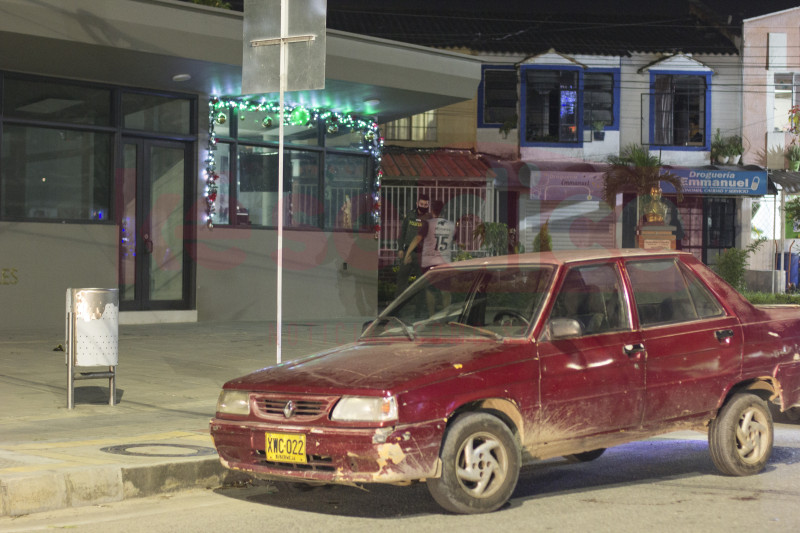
[653,74,706,146]
[524,69,578,143]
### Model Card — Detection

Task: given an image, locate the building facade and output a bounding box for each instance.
[0,0,482,330]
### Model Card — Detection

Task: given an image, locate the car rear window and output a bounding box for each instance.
[626,259,723,326]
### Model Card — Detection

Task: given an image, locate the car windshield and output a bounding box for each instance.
[363,265,554,339]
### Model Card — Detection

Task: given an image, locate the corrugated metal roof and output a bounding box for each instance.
[382,149,495,179]
[769,170,800,194]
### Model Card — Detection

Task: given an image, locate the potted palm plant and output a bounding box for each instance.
[727,135,744,165]
[602,144,683,224]
[711,129,728,164]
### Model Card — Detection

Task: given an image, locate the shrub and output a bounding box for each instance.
[741,291,800,305]
[713,238,766,291]
[533,222,553,252]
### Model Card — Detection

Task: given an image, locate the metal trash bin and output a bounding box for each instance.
[65,288,119,409]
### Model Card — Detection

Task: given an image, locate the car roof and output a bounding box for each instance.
[438,248,691,269]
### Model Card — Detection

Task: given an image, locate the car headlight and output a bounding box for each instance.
[331,396,398,422]
[216,390,250,416]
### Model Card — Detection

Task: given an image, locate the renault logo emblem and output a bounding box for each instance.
[283,400,296,418]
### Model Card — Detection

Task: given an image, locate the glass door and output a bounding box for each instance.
[119,138,192,310]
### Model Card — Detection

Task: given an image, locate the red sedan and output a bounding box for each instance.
[210,249,800,514]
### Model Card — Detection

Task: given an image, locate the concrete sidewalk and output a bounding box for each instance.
[0,319,368,517]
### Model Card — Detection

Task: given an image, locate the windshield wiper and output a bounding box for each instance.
[383,316,415,340]
[446,321,502,340]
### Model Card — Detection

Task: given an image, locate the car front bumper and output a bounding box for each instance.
[209,417,445,484]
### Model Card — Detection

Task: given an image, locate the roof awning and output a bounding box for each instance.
[381,150,495,182]
[768,170,800,194]
[484,159,608,200]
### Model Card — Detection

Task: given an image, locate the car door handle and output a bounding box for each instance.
[143,233,154,254]
[715,329,734,343]
[623,343,645,359]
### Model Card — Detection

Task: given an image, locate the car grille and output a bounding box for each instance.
[252,394,337,422]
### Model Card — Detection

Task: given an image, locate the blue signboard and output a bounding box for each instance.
[660,168,767,196]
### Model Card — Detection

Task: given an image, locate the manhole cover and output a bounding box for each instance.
[100,443,216,457]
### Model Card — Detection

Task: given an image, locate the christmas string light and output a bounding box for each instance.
[205,97,383,235]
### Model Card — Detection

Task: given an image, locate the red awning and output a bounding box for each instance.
[382,149,495,181]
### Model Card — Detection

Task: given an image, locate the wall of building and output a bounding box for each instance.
[0,222,117,330]
[381,99,478,151]
[195,227,378,322]
[619,53,742,167]
[742,8,800,168]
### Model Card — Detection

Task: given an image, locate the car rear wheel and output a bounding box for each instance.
[709,392,773,476]
[564,448,606,463]
[427,412,520,514]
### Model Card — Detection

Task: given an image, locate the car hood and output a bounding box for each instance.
[225,339,520,395]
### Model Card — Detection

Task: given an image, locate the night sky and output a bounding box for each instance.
[216,1,800,27]
[225,1,800,20]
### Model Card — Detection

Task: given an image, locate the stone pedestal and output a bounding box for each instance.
[637,223,676,250]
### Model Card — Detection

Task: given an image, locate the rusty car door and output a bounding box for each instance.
[625,258,743,423]
[537,262,646,438]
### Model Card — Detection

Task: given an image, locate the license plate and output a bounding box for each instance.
[265,432,307,464]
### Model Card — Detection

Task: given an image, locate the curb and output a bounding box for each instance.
[0,457,252,517]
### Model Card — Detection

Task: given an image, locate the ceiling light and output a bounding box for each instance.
[172,74,192,82]
[363,98,380,106]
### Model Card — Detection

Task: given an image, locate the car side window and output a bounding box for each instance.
[681,264,725,319]
[548,263,630,337]
[627,259,723,327]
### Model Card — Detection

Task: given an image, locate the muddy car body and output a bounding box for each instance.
[210,249,800,513]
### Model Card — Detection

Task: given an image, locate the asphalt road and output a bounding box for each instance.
[2,425,799,533]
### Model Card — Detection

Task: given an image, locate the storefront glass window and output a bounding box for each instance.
[3,77,111,126]
[236,146,320,228]
[122,92,192,135]
[214,142,232,225]
[237,108,320,146]
[0,125,112,221]
[214,102,374,232]
[324,153,368,230]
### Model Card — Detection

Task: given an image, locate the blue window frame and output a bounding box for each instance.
[478,65,517,127]
[583,68,620,131]
[520,65,620,147]
[648,71,711,151]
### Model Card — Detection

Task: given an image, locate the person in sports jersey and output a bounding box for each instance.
[403,199,455,314]
[403,199,455,274]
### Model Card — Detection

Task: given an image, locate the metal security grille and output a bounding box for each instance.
[380,183,499,258]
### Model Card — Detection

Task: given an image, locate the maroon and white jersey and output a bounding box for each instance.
[419,216,456,268]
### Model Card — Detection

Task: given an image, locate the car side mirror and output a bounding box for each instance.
[547,318,583,340]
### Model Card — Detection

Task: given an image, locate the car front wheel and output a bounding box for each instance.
[708,392,773,476]
[427,412,520,514]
